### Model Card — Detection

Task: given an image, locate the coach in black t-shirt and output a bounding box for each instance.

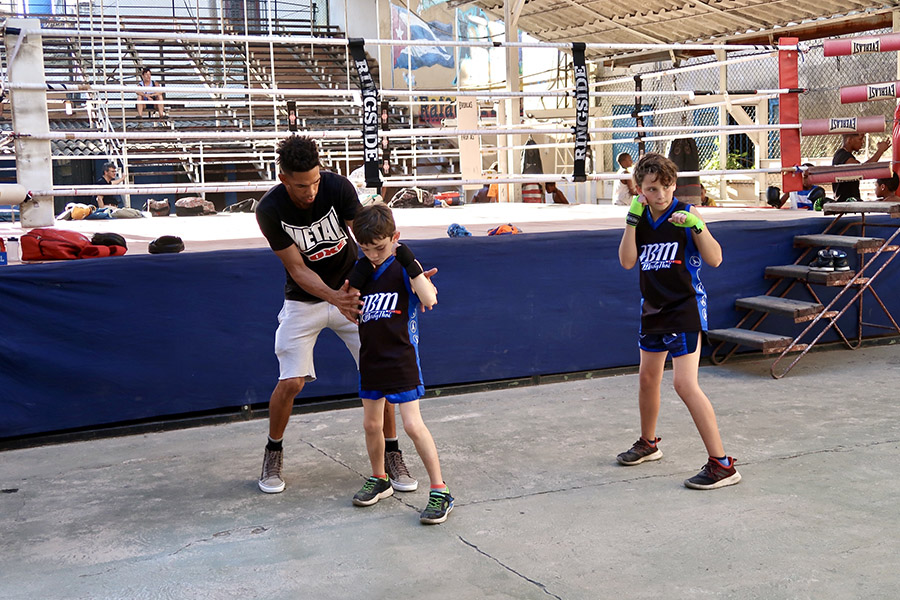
[832,133,890,202]
[254,136,416,496]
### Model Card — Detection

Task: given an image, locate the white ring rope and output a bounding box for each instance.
[7,82,801,101]
[598,95,778,123]
[22,27,790,53]
[31,165,802,199]
[11,123,798,143]
[592,52,777,90]
[4,26,800,205]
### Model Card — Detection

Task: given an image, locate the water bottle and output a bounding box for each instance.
[7,237,19,264]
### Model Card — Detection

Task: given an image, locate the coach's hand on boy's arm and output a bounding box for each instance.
[334,280,362,323]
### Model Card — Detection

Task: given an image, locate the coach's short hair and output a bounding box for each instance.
[276,136,320,174]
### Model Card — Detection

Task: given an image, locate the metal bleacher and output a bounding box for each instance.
[2,10,452,209]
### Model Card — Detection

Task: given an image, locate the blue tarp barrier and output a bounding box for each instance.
[2,217,898,438]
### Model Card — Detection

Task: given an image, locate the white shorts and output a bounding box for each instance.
[274,299,360,382]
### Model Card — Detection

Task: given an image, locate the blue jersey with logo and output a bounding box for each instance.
[358,256,423,395]
[634,199,707,333]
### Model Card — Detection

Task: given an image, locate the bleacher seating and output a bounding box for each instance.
[0,10,457,207]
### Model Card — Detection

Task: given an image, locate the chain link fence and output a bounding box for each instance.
[593,31,898,203]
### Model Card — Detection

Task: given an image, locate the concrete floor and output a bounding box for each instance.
[2,343,899,600]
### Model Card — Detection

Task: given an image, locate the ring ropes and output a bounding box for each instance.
[4,26,804,199]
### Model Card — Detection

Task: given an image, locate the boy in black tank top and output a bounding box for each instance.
[348,204,453,524]
[616,153,741,490]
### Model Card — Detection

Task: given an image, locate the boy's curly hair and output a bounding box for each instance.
[276,136,320,174]
[633,152,679,189]
[352,204,396,245]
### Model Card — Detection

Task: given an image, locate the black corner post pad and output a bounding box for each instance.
[4,27,22,36]
[572,42,588,183]
[347,39,382,192]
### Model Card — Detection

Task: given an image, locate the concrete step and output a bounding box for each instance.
[707,328,802,353]
[765,264,856,286]
[793,234,884,251]
[735,295,823,321]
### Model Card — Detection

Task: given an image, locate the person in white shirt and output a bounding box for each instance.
[613,152,638,205]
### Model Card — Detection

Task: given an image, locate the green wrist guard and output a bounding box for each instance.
[626,196,643,227]
[672,210,704,233]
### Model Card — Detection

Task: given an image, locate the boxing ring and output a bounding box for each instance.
[3,21,900,442]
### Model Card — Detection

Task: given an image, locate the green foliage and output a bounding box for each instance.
[703,150,752,171]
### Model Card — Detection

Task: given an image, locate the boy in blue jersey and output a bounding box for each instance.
[617,153,741,490]
[348,204,454,523]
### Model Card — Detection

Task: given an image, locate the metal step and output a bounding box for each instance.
[707,328,801,354]
[764,265,856,286]
[823,201,900,217]
[793,234,884,251]
[734,296,823,321]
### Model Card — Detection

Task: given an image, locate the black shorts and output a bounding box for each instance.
[639,332,699,357]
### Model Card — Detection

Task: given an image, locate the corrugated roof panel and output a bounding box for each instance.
[468,0,900,63]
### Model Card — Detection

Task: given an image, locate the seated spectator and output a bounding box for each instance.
[137,67,166,119]
[545,181,569,204]
[95,162,125,208]
[700,184,716,207]
[612,152,638,205]
[777,163,825,209]
[875,173,900,203]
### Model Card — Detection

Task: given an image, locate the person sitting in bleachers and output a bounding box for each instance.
[137,67,167,119]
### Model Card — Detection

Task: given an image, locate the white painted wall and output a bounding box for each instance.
[332,0,378,39]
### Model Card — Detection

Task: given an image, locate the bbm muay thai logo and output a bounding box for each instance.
[360,291,401,323]
[639,241,681,271]
[282,207,348,261]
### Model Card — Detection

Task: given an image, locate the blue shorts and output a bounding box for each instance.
[360,385,425,404]
[639,332,699,357]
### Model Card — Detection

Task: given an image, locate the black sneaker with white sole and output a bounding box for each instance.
[616,437,663,466]
[352,476,394,506]
[684,457,742,490]
[809,249,834,272]
[831,249,850,271]
[420,489,454,524]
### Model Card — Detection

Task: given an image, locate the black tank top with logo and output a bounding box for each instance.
[634,199,708,333]
[358,257,423,394]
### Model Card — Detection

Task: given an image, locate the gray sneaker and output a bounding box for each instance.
[258,447,285,494]
[385,450,418,492]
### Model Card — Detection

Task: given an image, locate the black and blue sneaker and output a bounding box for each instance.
[353,476,394,506]
[831,249,850,271]
[420,489,454,524]
[809,249,834,272]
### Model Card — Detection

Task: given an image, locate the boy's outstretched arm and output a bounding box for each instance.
[618,196,643,269]
[669,206,723,267]
[396,243,438,310]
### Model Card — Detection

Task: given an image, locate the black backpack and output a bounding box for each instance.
[91,232,127,249]
[148,235,185,254]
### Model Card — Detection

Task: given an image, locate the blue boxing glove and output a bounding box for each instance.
[670,210,704,233]
[626,196,644,227]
